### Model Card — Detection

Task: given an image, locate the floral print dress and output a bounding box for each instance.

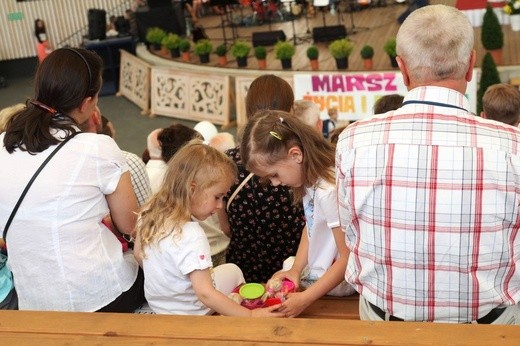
[224,148,305,283]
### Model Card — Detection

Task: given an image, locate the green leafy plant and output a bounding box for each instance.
[145,27,166,46]
[254,46,267,59]
[383,38,397,57]
[179,39,191,52]
[274,41,296,60]
[482,5,504,51]
[161,33,180,50]
[215,43,227,57]
[477,52,501,115]
[194,39,213,56]
[328,39,354,59]
[231,40,251,58]
[360,45,374,59]
[306,45,319,60]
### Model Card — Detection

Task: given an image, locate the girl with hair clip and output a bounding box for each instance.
[134,140,283,317]
[0,48,143,312]
[240,110,355,318]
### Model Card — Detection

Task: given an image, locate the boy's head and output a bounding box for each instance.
[481,83,520,127]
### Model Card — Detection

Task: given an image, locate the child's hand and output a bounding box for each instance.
[251,304,285,318]
[277,292,310,318]
[272,270,300,290]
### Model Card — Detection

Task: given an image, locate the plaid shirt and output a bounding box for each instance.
[336,86,520,322]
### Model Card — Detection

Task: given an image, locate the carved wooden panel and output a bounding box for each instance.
[118,50,151,115]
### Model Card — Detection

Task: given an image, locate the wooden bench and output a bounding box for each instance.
[1,309,519,345]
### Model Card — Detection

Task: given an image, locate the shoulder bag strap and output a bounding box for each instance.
[226,172,254,213]
[2,132,79,241]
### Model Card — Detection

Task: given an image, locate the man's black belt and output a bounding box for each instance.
[369,302,506,324]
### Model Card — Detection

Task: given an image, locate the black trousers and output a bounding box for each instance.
[96,268,146,313]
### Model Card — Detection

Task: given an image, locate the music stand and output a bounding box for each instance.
[281,0,311,45]
[345,0,369,35]
[209,0,239,45]
[313,0,330,27]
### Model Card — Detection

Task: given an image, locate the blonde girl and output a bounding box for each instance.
[241,110,355,318]
[134,140,283,317]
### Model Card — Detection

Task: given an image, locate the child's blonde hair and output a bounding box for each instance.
[240,110,335,203]
[137,139,237,255]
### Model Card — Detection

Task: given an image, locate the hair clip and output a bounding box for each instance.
[279,117,284,123]
[269,131,282,141]
[30,100,57,115]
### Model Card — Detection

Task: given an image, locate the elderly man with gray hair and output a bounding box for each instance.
[336,5,520,324]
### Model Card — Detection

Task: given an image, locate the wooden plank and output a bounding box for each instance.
[1,310,520,345]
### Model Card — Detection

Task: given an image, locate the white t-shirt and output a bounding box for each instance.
[0,132,138,311]
[142,221,214,315]
[145,159,167,194]
[302,178,354,296]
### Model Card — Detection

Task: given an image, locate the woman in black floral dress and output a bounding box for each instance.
[220,75,305,283]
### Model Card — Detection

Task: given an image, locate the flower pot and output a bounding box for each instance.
[170,48,180,58]
[199,53,210,63]
[335,57,348,70]
[488,49,502,65]
[310,59,319,71]
[511,14,520,31]
[257,58,267,70]
[181,52,191,62]
[363,58,373,70]
[281,58,292,70]
[236,56,248,67]
[218,56,227,66]
[389,55,398,68]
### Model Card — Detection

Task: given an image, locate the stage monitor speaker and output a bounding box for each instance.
[88,9,107,40]
[312,25,346,43]
[252,30,287,47]
[148,0,172,9]
[135,7,182,42]
[397,0,429,24]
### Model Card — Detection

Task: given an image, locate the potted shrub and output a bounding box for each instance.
[215,43,228,66]
[161,33,181,58]
[194,39,213,64]
[231,40,251,68]
[477,52,501,115]
[482,5,504,65]
[383,38,398,68]
[179,38,191,62]
[146,27,166,50]
[254,46,267,70]
[360,45,374,70]
[306,45,319,71]
[328,38,354,70]
[274,41,296,70]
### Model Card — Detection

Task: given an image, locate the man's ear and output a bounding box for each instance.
[480,111,487,119]
[287,146,303,164]
[396,56,410,87]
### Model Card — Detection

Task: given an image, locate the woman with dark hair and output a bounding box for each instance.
[34,19,52,62]
[0,48,144,312]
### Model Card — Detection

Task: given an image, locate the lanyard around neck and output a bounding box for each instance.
[402,100,469,113]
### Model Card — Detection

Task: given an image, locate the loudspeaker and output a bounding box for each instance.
[312,25,346,43]
[252,30,286,47]
[88,9,106,40]
[148,0,172,9]
[135,7,183,42]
